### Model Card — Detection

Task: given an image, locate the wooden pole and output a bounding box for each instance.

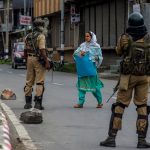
[5,0,9,59]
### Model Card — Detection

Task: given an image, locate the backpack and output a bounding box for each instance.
[25,31,40,54]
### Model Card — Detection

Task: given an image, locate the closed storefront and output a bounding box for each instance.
[33,0,150,64]
[80,0,128,48]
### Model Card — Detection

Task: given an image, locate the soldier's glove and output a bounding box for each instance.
[120,34,130,50]
[45,60,51,71]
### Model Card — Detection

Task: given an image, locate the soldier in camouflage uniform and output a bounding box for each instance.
[100,12,150,148]
[24,18,50,110]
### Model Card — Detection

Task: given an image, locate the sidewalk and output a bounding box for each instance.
[0,101,38,150]
[0,108,12,150]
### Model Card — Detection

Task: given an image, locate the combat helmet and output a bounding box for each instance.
[126,12,147,40]
[128,12,144,28]
[33,18,45,28]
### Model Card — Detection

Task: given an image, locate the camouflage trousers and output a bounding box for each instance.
[109,75,149,138]
[24,56,46,97]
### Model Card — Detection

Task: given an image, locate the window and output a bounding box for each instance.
[16,44,25,52]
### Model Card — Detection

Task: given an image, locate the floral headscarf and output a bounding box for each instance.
[74,31,103,67]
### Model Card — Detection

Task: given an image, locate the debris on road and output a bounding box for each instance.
[0,89,16,100]
[20,108,43,124]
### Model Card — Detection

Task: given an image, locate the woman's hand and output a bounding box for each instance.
[95,56,99,61]
[80,51,86,56]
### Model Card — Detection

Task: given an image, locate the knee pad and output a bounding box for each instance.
[147,106,150,115]
[109,102,126,133]
[111,102,126,113]
[24,86,26,92]
[136,104,148,138]
[24,85,33,92]
[36,83,45,96]
[136,104,147,115]
[111,103,126,122]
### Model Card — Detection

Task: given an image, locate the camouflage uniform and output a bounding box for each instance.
[24,18,50,110]
[100,12,150,148]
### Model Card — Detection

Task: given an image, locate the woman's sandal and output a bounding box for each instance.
[96,104,103,108]
[74,104,83,108]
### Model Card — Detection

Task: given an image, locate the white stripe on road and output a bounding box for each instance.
[19,74,26,77]
[52,82,63,86]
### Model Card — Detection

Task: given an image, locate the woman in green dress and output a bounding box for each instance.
[73,31,103,108]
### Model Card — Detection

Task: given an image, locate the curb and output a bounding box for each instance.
[0,112,12,150]
[0,101,38,150]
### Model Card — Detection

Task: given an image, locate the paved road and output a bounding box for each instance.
[0,64,150,150]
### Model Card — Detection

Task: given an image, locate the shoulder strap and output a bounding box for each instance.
[31,32,36,51]
[121,33,133,58]
[30,32,41,55]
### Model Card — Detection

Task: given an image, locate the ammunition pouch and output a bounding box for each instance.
[120,60,146,76]
[120,60,132,75]
[132,62,146,76]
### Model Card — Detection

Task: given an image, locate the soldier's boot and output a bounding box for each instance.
[100,136,116,147]
[39,97,44,110]
[100,102,126,147]
[24,96,32,109]
[137,138,150,148]
[136,105,150,148]
[34,96,44,110]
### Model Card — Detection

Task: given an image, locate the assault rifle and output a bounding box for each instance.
[106,80,119,103]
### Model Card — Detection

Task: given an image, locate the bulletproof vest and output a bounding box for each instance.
[26,31,40,54]
[120,34,150,76]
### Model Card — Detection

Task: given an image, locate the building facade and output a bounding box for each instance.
[0,0,33,57]
[33,0,150,65]
[0,0,13,53]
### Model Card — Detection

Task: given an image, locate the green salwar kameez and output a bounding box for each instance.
[77,75,104,105]
[74,32,103,106]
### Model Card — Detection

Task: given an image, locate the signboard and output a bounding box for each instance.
[0,1,3,9]
[70,4,80,24]
[20,15,32,26]
[70,5,76,15]
[71,14,80,24]
[133,4,141,13]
